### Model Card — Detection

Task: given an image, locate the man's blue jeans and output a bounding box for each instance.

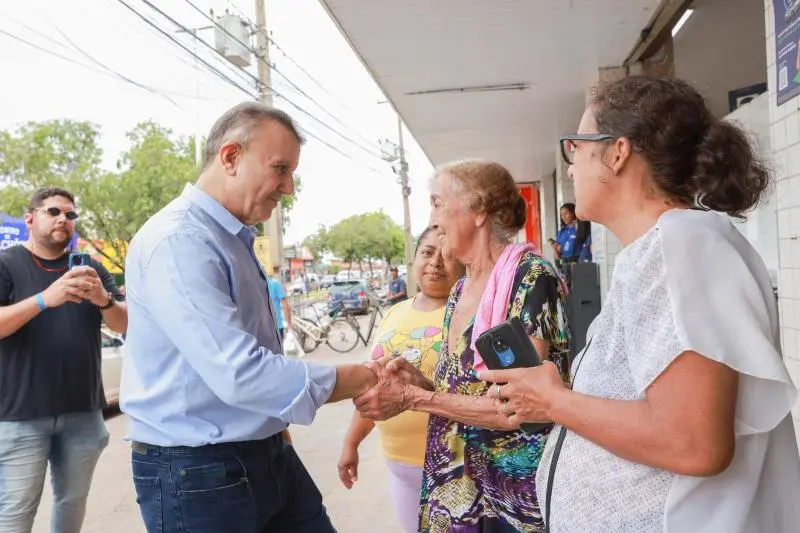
[131,433,336,533]
[0,411,110,533]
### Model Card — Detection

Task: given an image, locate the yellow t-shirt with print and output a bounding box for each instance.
[371,298,445,467]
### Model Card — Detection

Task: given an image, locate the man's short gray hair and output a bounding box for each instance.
[201,102,305,171]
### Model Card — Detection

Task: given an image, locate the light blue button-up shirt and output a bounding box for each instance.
[120,184,337,447]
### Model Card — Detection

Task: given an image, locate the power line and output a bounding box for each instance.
[117,0,390,178]
[0,26,221,104]
[268,35,353,111]
[184,0,375,149]
[225,1,354,112]
[115,0,258,101]
[178,0,382,158]
[48,23,180,108]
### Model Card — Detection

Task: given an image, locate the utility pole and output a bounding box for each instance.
[381,115,416,297]
[254,0,285,279]
[397,118,415,297]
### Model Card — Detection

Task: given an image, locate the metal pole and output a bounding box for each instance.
[397,117,416,297]
[255,0,285,278]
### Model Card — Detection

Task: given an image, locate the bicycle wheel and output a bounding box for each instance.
[326,318,360,353]
[298,330,319,353]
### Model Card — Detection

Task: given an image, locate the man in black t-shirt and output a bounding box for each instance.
[0,187,127,533]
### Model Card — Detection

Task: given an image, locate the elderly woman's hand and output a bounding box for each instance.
[478,362,567,426]
[385,357,434,391]
[353,376,413,421]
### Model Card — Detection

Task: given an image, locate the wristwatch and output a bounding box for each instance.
[99,292,115,311]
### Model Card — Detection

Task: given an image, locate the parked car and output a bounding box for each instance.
[306,274,321,292]
[335,271,354,282]
[101,328,125,407]
[327,280,378,315]
[321,275,335,289]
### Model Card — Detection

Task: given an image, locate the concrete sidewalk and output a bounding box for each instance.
[32,340,401,533]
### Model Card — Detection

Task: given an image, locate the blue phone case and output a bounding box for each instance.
[68,252,91,270]
[475,317,552,434]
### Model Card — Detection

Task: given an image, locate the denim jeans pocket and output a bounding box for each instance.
[176,459,257,532]
[133,475,163,533]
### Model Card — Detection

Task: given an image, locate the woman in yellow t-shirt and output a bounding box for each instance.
[338,227,464,533]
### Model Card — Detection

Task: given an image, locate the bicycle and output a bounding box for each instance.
[291,303,382,354]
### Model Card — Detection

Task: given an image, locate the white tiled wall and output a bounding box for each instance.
[591,224,622,302]
[555,156,575,210]
[539,169,557,263]
[765,0,800,443]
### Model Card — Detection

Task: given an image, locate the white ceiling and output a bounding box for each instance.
[320,0,662,182]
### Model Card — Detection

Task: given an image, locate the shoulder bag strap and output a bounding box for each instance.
[543,337,592,533]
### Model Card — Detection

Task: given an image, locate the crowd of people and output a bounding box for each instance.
[1,74,800,533]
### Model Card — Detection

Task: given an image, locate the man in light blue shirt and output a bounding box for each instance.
[121,103,378,533]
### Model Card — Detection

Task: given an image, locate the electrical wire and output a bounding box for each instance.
[226,0,354,112]
[179,0,382,158]
[0,26,221,104]
[186,0,374,149]
[118,0,390,177]
[48,23,180,108]
[115,0,259,100]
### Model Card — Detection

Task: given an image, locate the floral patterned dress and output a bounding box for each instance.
[419,251,570,533]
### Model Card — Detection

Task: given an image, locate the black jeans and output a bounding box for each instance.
[131,433,335,533]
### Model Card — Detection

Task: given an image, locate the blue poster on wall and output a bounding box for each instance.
[0,213,79,251]
[774,0,800,105]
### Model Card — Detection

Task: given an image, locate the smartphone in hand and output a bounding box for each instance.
[475,317,541,370]
[476,317,552,434]
[68,252,91,270]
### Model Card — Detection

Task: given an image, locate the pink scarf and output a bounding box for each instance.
[470,243,536,371]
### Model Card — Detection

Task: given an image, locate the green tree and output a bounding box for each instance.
[302,224,329,261]
[302,224,330,259]
[281,174,302,233]
[361,211,405,268]
[79,121,197,270]
[324,211,404,272]
[0,120,197,272]
[0,119,103,216]
[326,215,367,270]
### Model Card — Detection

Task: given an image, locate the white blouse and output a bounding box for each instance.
[536,208,800,533]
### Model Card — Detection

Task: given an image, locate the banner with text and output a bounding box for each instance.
[774,0,800,105]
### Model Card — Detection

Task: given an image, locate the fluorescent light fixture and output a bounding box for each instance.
[671,9,694,37]
[405,83,530,96]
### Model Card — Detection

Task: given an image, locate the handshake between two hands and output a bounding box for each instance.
[352,357,434,421]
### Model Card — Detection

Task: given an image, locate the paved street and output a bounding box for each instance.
[32,319,401,533]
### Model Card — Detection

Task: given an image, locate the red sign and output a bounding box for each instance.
[517,183,541,251]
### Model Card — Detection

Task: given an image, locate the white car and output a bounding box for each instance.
[101,329,125,407]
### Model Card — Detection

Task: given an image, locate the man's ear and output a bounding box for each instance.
[219,142,241,175]
[24,211,33,228]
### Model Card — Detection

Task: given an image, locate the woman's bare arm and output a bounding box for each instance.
[407,386,518,431]
[548,351,738,476]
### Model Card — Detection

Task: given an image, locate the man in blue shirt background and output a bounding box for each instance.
[267,274,291,339]
[122,103,379,533]
[387,266,407,305]
[549,202,579,262]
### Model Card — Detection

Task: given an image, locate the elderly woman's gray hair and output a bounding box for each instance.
[432,159,527,242]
